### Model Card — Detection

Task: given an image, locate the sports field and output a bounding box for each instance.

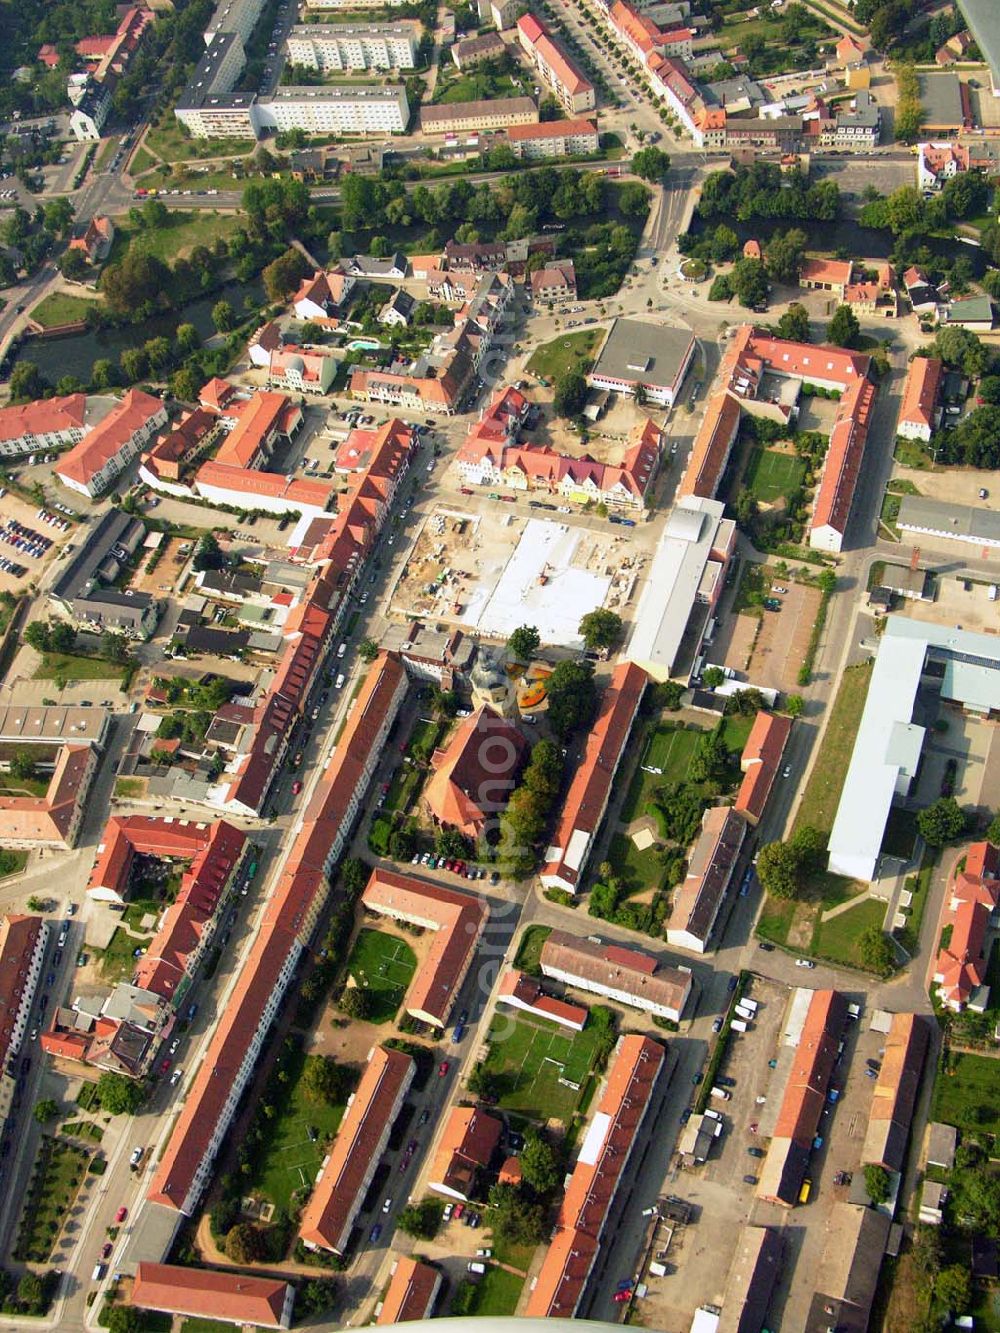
[482,1011,600,1123]
[347,928,417,1024]
[620,723,701,823]
[745,448,805,503]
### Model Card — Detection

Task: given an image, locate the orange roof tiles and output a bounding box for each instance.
[56,389,164,489]
[517,14,593,97]
[800,257,853,288]
[935,842,1000,1009]
[423,705,528,837]
[429,1105,503,1198]
[360,868,487,1027]
[525,1035,665,1316]
[213,390,291,470]
[0,744,93,846]
[506,118,598,142]
[542,662,647,891]
[862,1011,929,1171]
[299,1045,415,1252]
[899,356,943,434]
[0,914,43,1074]
[377,1257,441,1324]
[734,711,792,823]
[131,1263,292,1329]
[497,967,588,1028]
[678,390,742,500]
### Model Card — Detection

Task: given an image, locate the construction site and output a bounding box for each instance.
[388,509,645,648]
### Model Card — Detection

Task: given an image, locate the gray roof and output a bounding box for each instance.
[704,75,764,107]
[896,493,1000,547]
[176,32,245,110]
[51,509,146,603]
[837,89,880,129]
[289,20,419,37]
[591,318,695,392]
[944,294,994,325]
[958,0,1000,92]
[805,1204,891,1333]
[420,95,537,125]
[917,72,965,127]
[719,1227,783,1333]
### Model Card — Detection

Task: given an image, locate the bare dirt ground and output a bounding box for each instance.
[902,573,1000,634]
[747,582,821,693]
[128,535,189,596]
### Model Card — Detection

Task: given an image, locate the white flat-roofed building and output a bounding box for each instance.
[896,494,1000,550]
[627,496,736,682]
[253,84,409,134]
[828,616,1000,882]
[286,22,420,70]
[589,317,696,407]
[205,0,266,46]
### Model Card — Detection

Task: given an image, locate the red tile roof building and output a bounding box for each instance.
[505,118,600,160]
[734,711,793,824]
[0,393,89,459]
[0,744,97,848]
[934,841,1000,1012]
[497,967,588,1030]
[757,989,847,1206]
[56,389,167,497]
[861,1011,929,1172]
[540,931,691,1022]
[517,14,596,115]
[525,1034,666,1316]
[428,1104,503,1200]
[131,1263,294,1329]
[360,869,488,1027]
[897,356,943,443]
[376,1257,442,1324]
[299,1045,415,1253]
[530,260,577,302]
[292,269,356,320]
[540,662,647,892]
[423,704,528,838]
[67,214,115,264]
[679,325,874,552]
[666,805,747,953]
[147,654,408,1219]
[0,915,47,1105]
[799,257,853,298]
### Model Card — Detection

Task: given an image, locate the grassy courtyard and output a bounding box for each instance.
[346,928,417,1025]
[745,447,805,503]
[34,652,125,683]
[143,117,255,162]
[810,897,887,970]
[526,329,602,382]
[111,210,242,266]
[794,661,874,837]
[513,925,551,977]
[619,722,703,823]
[932,1052,1000,1136]
[481,1010,601,1123]
[99,927,152,983]
[14,1136,90,1262]
[451,1266,525,1316]
[248,1046,350,1213]
[30,291,103,329]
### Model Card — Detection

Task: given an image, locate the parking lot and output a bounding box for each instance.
[0,493,77,593]
[712,576,821,692]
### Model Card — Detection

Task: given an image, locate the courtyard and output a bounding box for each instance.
[346,928,418,1026]
[480,1009,608,1125]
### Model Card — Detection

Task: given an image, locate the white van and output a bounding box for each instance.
[741,998,759,1014]
[335,673,345,689]
[467,1262,486,1275]
[731,1019,748,1033]
[92,1263,105,1283]
[710,1086,731,1101]
[337,642,347,658]
[735,1004,754,1021]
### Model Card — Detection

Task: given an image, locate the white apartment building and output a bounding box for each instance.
[286,23,419,71]
[253,84,409,135]
[204,0,267,47]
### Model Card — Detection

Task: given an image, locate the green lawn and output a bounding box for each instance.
[30,291,103,329]
[130,145,159,176]
[453,1266,525,1316]
[720,713,755,754]
[144,117,256,162]
[893,436,936,469]
[756,894,796,946]
[482,1011,601,1123]
[14,1136,90,1261]
[527,329,602,382]
[513,925,551,976]
[180,1320,237,1333]
[810,897,887,970]
[490,1231,537,1272]
[99,927,152,983]
[620,724,701,823]
[112,211,242,265]
[34,653,125,683]
[932,1051,1000,1135]
[606,829,666,895]
[0,849,28,879]
[249,1045,350,1213]
[745,448,805,503]
[114,778,144,799]
[346,928,417,1024]
[794,661,874,837]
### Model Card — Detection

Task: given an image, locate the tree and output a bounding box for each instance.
[16,1274,44,1310]
[826,304,860,349]
[858,925,895,976]
[632,146,671,181]
[171,365,202,403]
[710,225,739,263]
[467,1065,500,1101]
[786,694,805,717]
[193,532,225,573]
[554,368,588,419]
[935,1265,972,1315]
[24,621,51,653]
[487,1183,545,1245]
[756,840,802,900]
[864,1163,891,1205]
[339,857,369,899]
[8,749,37,785]
[339,985,373,1020]
[212,299,236,333]
[262,249,309,304]
[91,359,120,391]
[101,250,171,316]
[43,198,74,238]
[358,637,379,663]
[225,1222,268,1263]
[987,812,1000,847]
[763,228,807,284]
[702,666,725,689]
[917,796,966,847]
[101,632,130,663]
[776,303,811,342]
[8,361,49,403]
[120,346,148,383]
[106,1308,144,1333]
[301,1054,349,1106]
[508,625,540,661]
[546,659,596,740]
[730,258,769,308]
[519,1131,560,1196]
[49,621,76,653]
[579,609,624,652]
[397,1198,442,1240]
[175,323,200,356]
[33,1099,58,1123]
[97,1072,145,1116]
[389,825,415,860]
[59,248,89,281]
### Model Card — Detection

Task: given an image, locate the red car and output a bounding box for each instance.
[460,487,473,495]
[291,780,303,795]
[159,1057,171,1074]
[453,1202,465,1220]
[101,1241,113,1259]
[438,1061,450,1077]
[613,1290,632,1304]
[115,1207,128,1224]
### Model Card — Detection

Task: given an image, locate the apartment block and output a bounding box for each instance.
[286,22,419,71]
[517,14,596,115]
[505,118,600,160]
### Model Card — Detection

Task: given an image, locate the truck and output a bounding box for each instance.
[92,1263,105,1282]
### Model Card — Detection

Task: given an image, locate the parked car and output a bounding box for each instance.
[369,1223,382,1243]
[115,1207,128,1223]
[438,1061,450,1077]
[795,958,815,968]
